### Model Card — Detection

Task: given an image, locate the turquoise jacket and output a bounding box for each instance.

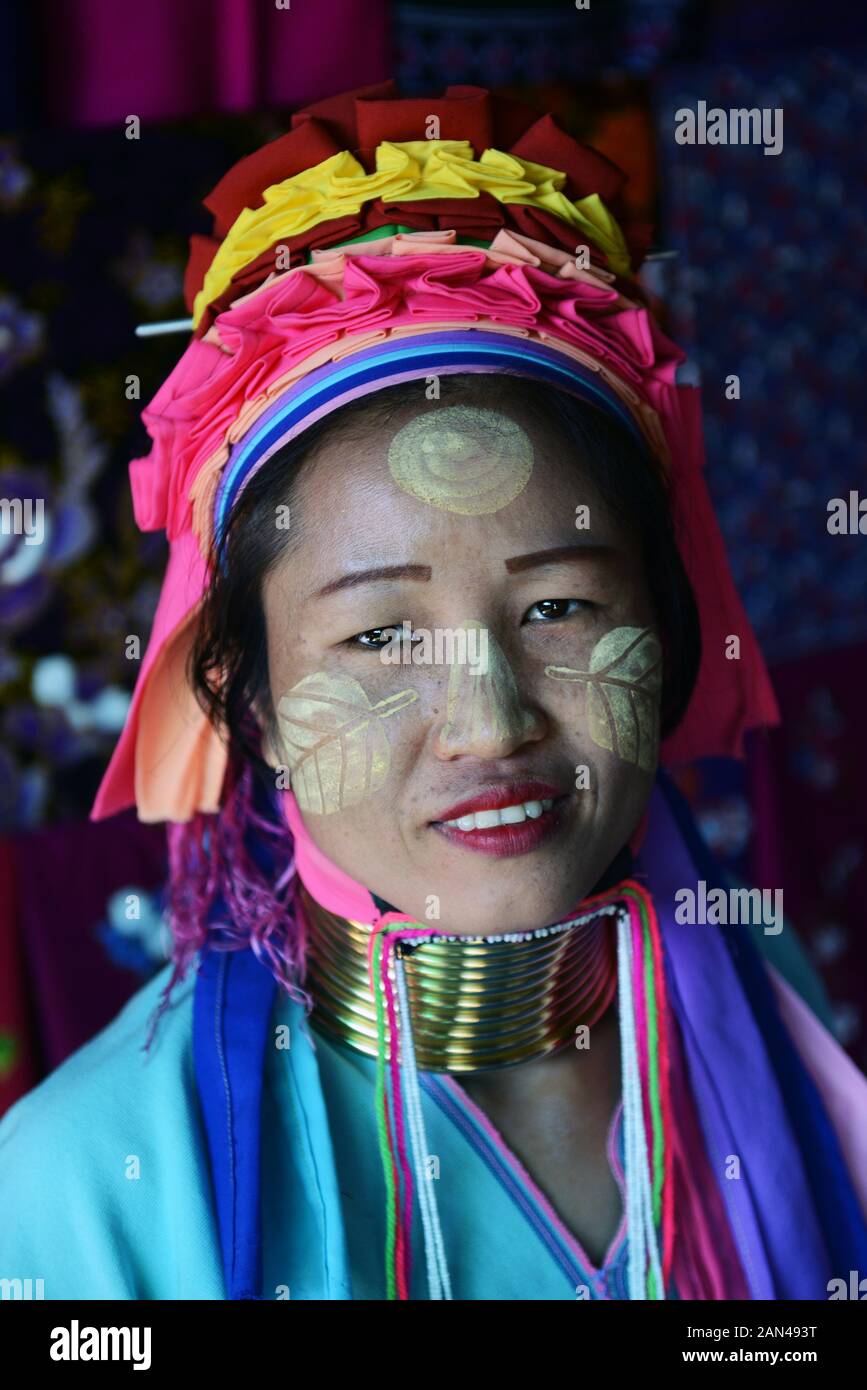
[0,950,635,1300]
[0,898,833,1301]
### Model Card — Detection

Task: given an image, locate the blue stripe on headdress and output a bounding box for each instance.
[213,330,652,552]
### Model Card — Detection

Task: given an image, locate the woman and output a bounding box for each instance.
[1,82,865,1301]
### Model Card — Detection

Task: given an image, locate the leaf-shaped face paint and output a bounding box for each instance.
[387,406,533,515]
[276,672,418,815]
[546,627,663,773]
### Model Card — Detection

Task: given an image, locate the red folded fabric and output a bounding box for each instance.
[185,85,652,333]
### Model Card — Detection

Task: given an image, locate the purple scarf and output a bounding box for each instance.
[641,775,866,1297]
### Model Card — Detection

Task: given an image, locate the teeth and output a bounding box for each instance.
[443,797,555,831]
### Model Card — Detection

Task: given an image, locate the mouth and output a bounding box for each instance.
[429,782,572,859]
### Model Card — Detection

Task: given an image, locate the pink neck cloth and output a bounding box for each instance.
[281,789,387,924]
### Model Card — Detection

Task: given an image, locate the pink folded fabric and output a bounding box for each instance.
[130,238,680,545]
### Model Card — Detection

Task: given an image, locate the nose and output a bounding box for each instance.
[434,621,547,760]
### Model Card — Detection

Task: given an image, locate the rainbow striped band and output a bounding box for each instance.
[214,329,655,551]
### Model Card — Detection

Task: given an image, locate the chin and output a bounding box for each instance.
[422,879,585,937]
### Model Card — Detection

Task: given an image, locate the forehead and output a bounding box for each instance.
[291,395,621,549]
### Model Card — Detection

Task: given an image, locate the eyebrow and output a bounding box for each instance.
[504,543,616,573]
[314,564,433,598]
[313,545,616,598]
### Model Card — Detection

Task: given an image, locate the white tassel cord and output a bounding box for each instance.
[616,910,665,1300]
[392,914,663,1302]
[394,954,453,1301]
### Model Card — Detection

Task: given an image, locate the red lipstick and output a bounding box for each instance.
[433,780,566,824]
[430,781,571,859]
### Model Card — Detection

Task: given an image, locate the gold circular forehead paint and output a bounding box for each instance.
[387,405,534,515]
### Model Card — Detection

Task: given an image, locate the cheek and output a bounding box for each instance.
[544,625,663,777]
[273,667,424,817]
[265,615,315,700]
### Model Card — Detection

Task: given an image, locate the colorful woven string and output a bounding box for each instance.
[569,878,674,1298]
[365,881,674,1301]
[368,920,441,1300]
[622,882,672,1297]
[394,953,453,1301]
[623,882,675,1286]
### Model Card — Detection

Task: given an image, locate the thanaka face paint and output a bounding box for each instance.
[276,671,418,814]
[546,626,662,773]
[438,620,537,752]
[387,405,534,515]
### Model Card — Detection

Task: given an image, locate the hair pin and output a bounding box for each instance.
[135,317,195,338]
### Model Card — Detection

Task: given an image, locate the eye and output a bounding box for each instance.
[523,598,591,623]
[348,626,400,650]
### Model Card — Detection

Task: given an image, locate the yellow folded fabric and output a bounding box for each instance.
[192,140,632,326]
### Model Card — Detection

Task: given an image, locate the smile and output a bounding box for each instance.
[430,784,571,859]
[442,797,556,831]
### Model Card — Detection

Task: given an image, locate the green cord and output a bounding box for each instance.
[622,887,664,1300]
[371,932,398,1300]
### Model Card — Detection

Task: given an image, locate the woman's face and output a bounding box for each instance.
[261,396,661,934]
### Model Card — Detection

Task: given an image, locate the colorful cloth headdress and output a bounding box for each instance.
[92,80,779,825]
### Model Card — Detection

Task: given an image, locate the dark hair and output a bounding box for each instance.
[190,374,702,767]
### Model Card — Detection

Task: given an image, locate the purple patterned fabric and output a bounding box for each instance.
[654,48,867,665]
[653,43,867,1064]
[640,783,831,1298]
[749,644,867,1069]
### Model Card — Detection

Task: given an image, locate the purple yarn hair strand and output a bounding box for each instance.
[142,762,310,1052]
